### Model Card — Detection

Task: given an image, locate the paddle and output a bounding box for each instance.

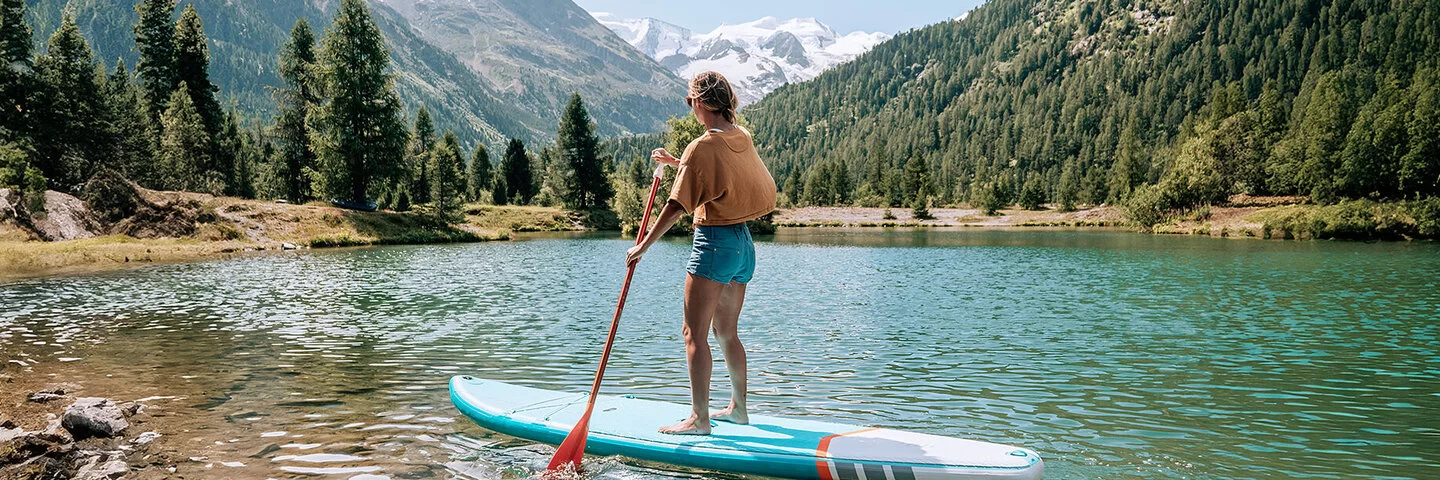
[547,163,667,473]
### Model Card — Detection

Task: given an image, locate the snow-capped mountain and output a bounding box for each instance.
[594,13,889,105]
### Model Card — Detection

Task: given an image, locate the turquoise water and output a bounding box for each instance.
[1,229,1438,478]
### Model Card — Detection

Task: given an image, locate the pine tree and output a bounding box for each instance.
[467,143,491,202]
[174,4,223,142]
[406,107,436,204]
[901,155,929,205]
[159,82,214,193]
[273,19,318,203]
[558,93,611,209]
[491,172,508,206]
[32,15,108,191]
[233,123,263,199]
[1056,161,1080,212]
[133,0,177,118]
[1400,70,1440,197]
[214,110,243,195]
[781,167,801,206]
[312,0,407,205]
[502,138,534,204]
[0,0,33,136]
[1107,121,1146,203]
[429,131,465,222]
[105,60,155,185]
[1019,174,1047,210]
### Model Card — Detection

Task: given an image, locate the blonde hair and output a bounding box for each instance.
[690,71,739,123]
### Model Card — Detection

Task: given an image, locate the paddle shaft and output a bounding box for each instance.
[547,164,666,472]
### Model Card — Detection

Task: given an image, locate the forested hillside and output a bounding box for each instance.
[746,0,1440,221]
[20,0,679,147]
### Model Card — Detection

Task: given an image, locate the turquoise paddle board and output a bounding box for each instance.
[450,376,1043,479]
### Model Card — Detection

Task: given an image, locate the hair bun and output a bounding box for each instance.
[690,71,738,123]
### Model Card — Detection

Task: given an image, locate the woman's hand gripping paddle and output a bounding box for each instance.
[547,164,667,473]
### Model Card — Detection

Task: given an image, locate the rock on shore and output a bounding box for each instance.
[1,390,162,480]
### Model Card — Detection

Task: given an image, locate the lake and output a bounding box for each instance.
[1,229,1437,479]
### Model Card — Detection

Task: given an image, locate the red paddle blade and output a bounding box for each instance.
[546,415,591,471]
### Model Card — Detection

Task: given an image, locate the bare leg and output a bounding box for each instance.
[709,282,749,424]
[659,274,725,435]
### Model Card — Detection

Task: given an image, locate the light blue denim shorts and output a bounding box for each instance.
[687,223,756,284]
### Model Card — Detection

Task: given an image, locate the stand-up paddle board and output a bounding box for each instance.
[450,376,1043,479]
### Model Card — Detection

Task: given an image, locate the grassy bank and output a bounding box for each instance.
[0,194,594,280]
[774,200,1439,241]
[771,206,1128,229]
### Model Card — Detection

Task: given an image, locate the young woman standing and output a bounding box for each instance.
[625,71,777,435]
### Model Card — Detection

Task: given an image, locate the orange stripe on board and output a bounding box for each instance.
[815,428,880,480]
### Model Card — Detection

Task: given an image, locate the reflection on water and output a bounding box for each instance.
[2,229,1438,479]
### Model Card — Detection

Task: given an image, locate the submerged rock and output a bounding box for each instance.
[74,456,129,480]
[62,398,129,439]
[132,431,161,446]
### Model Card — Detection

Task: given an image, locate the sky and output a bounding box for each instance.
[571,0,988,35]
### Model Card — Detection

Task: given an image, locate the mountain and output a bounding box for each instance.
[594,14,889,105]
[22,0,682,148]
[745,0,1440,211]
[375,0,687,137]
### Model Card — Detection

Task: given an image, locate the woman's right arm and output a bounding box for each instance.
[651,148,680,167]
[625,200,686,265]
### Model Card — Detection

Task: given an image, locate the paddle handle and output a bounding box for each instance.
[586,168,663,397]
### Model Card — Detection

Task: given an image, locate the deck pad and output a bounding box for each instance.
[449,376,1043,480]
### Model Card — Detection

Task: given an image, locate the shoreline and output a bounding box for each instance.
[4,200,1428,282]
[1,192,599,282]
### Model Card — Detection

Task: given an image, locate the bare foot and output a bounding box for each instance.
[658,416,712,435]
[710,406,749,425]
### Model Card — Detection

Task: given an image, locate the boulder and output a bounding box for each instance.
[62,398,129,439]
[28,190,101,241]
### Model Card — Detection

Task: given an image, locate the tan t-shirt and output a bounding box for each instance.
[669,127,778,226]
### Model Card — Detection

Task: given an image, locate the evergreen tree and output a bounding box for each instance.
[911,177,934,220]
[558,92,611,209]
[1399,70,1440,198]
[0,0,32,136]
[833,161,851,205]
[133,0,176,118]
[273,18,318,203]
[1056,161,1080,212]
[406,107,436,204]
[159,82,214,193]
[232,122,263,199]
[312,0,407,205]
[1107,121,1146,203]
[780,167,801,206]
[173,4,223,141]
[428,131,465,222]
[491,171,508,206]
[214,110,242,195]
[467,143,491,202]
[901,155,929,205]
[31,15,108,191]
[1019,174,1047,210]
[502,138,534,204]
[105,60,155,185]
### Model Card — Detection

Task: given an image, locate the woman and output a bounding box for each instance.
[625,71,777,435]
